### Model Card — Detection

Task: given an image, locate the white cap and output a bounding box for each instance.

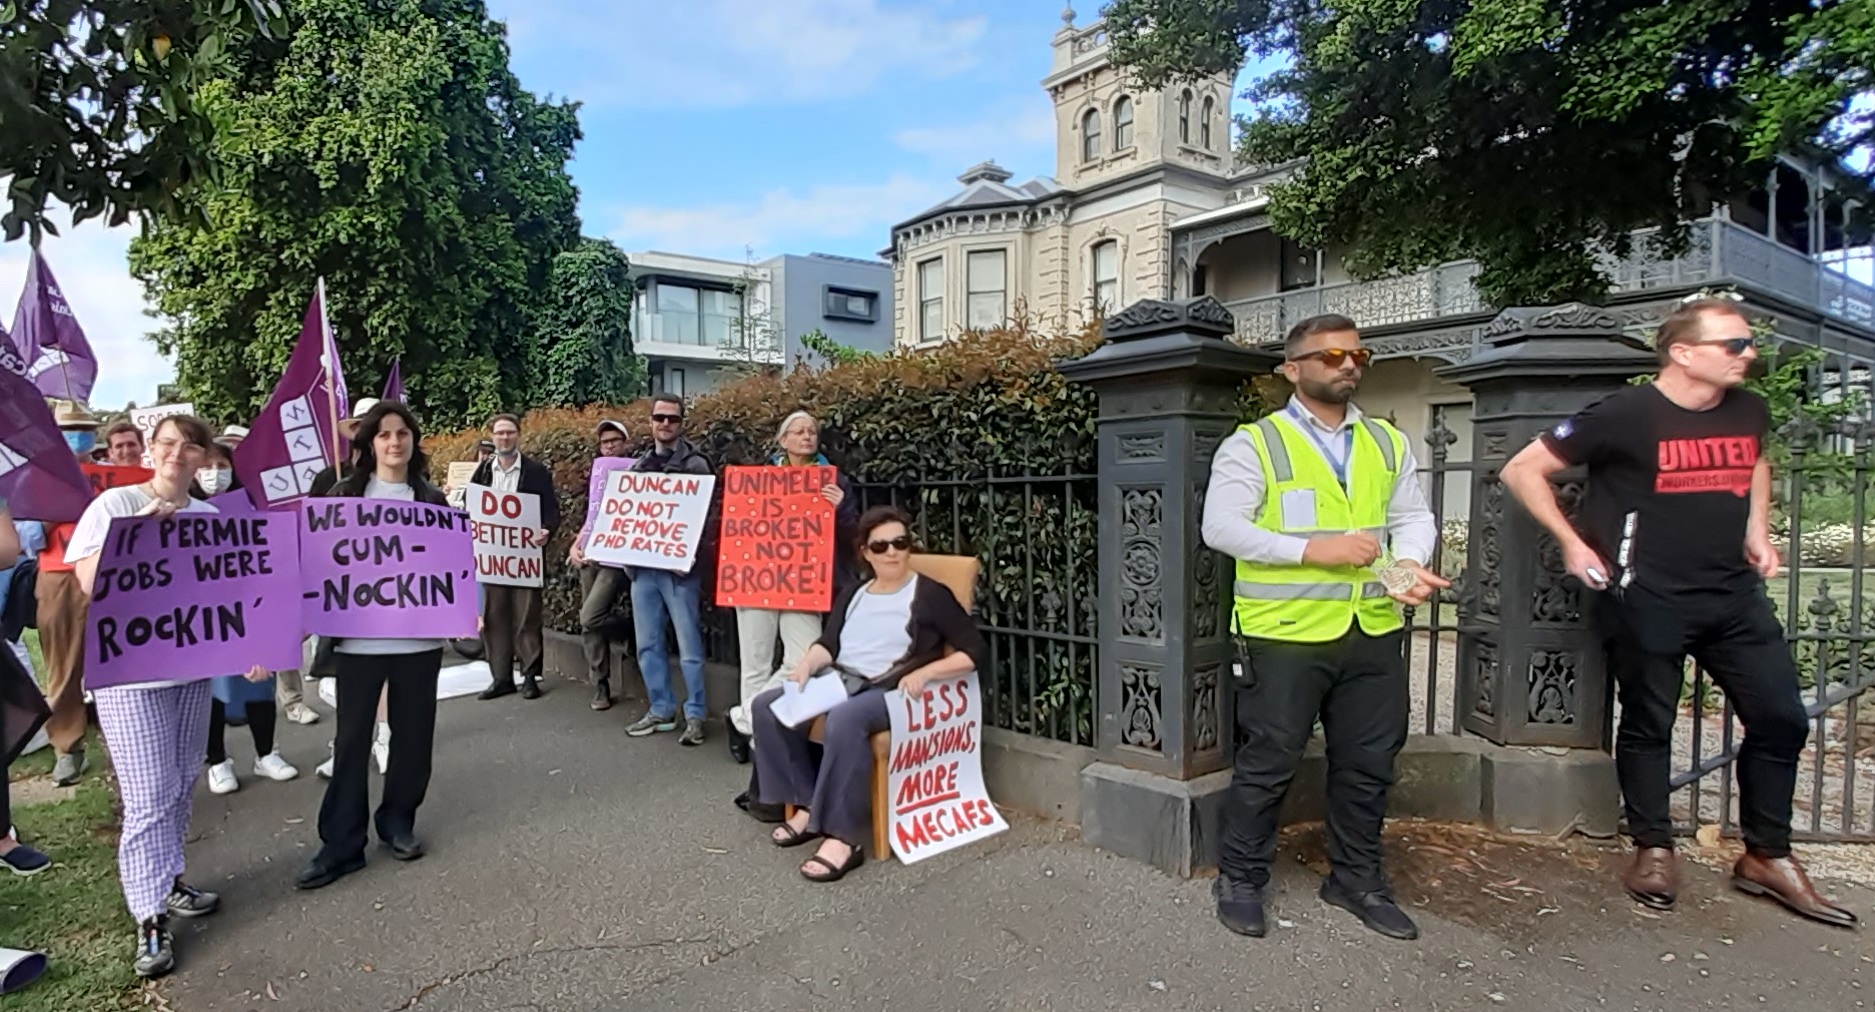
[221,424,250,439]
[347,397,380,421]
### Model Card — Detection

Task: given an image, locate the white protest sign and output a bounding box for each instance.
[582,470,715,573]
[467,483,544,587]
[130,403,194,467]
[885,671,1008,863]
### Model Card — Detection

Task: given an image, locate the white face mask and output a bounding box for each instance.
[197,467,233,495]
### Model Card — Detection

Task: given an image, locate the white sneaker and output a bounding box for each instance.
[253,752,299,782]
[283,703,320,725]
[206,760,239,795]
[372,723,391,775]
[315,756,334,779]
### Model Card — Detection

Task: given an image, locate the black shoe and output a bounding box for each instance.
[295,852,367,890]
[734,790,786,823]
[520,676,542,700]
[1214,877,1268,937]
[380,832,426,861]
[479,681,518,701]
[727,725,752,764]
[1320,878,1419,940]
[591,679,613,711]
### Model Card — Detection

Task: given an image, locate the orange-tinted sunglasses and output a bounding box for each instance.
[1287,348,1373,368]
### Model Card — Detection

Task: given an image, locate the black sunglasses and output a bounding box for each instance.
[1287,348,1372,368]
[1693,337,1754,357]
[651,413,683,424]
[866,535,913,554]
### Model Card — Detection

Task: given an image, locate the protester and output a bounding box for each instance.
[101,420,143,467]
[727,410,856,767]
[297,402,448,891]
[309,397,389,771]
[622,394,715,745]
[0,507,52,877]
[218,425,249,448]
[0,501,43,681]
[65,414,268,978]
[469,413,560,701]
[1501,297,1855,929]
[189,443,299,794]
[1200,313,1447,942]
[749,506,985,882]
[34,401,127,786]
[568,419,634,710]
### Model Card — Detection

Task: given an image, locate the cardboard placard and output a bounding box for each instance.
[714,465,836,612]
[885,672,1009,864]
[582,471,715,573]
[467,483,544,587]
[298,499,477,638]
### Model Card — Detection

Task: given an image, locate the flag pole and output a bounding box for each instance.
[318,277,345,480]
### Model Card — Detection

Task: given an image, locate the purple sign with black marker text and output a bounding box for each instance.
[85,512,305,689]
[298,498,478,638]
[581,455,636,564]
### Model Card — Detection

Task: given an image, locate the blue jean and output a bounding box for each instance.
[630,569,706,720]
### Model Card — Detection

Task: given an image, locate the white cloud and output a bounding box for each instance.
[501,0,986,107]
[0,215,167,411]
[891,94,1058,167]
[607,174,952,261]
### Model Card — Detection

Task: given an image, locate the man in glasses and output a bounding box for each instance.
[1202,313,1447,941]
[569,420,635,710]
[622,394,716,746]
[471,413,562,701]
[1502,297,1853,929]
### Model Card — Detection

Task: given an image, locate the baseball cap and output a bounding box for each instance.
[596,419,627,438]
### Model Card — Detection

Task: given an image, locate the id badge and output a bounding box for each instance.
[1279,489,1317,531]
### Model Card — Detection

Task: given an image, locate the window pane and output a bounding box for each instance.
[966,250,1004,292]
[657,284,698,315]
[918,258,943,298]
[1113,98,1133,150]
[846,294,871,315]
[1092,242,1117,281]
[921,299,943,341]
[1081,110,1101,161]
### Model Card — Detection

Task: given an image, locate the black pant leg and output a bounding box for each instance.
[1317,629,1409,893]
[1693,593,1810,858]
[317,653,392,861]
[1602,598,1691,851]
[1218,638,1336,888]
[375,650,443,840]
[206,698,228,765]
[247,702,278,757]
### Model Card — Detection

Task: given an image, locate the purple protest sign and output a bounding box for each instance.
[0,351,92,523]
[580,455,637,562]
[11,250,98,403]
[233,281,347,511]
[207,490,260,514]
[298,498,478,638]
[85,512,306,689]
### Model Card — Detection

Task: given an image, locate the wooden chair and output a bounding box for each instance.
[792,554,980,860]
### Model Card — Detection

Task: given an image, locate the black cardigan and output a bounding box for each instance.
[470,455,562,532]
[817,573,988,690]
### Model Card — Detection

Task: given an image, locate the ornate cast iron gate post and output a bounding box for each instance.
[1058,297,1278,875]
[1435,305,1657,749]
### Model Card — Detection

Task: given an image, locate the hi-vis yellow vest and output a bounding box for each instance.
[1234,411,1408,644]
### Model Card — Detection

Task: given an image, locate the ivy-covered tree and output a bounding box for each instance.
[0,0,290,241]
[127,0,581,428]
[534,238,642,407]
[1101,0,1874,306]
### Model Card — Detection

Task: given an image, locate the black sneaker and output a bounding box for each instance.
[591,679,613,711]
[679,718,706,747]
[726,724,751,764]
[1214,876,1268,937]
[1319,878,1419,940]
[166,878,220,918]
[133,917,175,979]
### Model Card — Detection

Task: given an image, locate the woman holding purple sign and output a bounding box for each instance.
[66,414,269,980]
[296,401,450,892]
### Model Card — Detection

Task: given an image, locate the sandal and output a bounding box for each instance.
[801,845,864,883]
[770,822,821,848]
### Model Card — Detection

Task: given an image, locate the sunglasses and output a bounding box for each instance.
[1288,348,1372,368]
[651,413,683,424]
[866,535,913,554]
[1693,337,1754,357]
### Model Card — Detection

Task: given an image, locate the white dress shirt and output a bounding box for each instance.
[1201,396,1439,567]
[490,453,523,494]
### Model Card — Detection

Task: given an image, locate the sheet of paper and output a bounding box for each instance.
[767,673,850,728]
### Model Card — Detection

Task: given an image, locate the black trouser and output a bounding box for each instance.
[483,585,544,685]
[1599,586,1808,857]
[316,650,442,861]
[206,698,276,765]
[1219,628,1408,894]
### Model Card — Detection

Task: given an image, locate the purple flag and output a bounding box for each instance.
[84,512,306,689]
[382,356,405,403]
[11,250,98,403]
[233,283,348,511]
[0,338,91,523]
[298,498,478,638]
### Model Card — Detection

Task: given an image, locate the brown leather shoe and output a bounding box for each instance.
[1622,847,1678,910]
[1732,853,1859,929]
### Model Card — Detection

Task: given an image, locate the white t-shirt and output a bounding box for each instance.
[835,575,919,680]
[334,476,447,656]
[65,484,219,691]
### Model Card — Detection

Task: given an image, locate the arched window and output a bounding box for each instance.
[1112,96,1134,151]
[1178,90,1192,144]
[1091,240,1119,311]
[1200,95,1215,150]
[1081,108,1102,162]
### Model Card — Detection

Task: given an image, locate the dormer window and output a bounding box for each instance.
[1178,90,1192,144]
[1200,95,1215,150]
[1112,96,1134,151]
[1081,108,1102,162]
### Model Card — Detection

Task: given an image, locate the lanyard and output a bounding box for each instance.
[1289,405,1352,490]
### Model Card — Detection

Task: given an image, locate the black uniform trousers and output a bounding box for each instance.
[1218,627,1408,894]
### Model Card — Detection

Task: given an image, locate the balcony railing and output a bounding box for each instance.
[1221,218,1875,343]
[637,311,782,363]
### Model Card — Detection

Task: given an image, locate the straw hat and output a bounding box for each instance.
[49,399,99,430]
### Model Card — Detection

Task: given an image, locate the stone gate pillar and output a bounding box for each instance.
[1434,304,1657,749]
[1057,296,1278,875]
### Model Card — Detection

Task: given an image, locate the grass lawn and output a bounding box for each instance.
[6,715,144,1009]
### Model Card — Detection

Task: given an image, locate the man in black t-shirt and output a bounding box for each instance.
[1502,297,1854,930]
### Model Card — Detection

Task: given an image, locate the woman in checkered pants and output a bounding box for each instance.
[65,414,271,980]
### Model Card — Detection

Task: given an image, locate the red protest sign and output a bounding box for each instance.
[714,465,836,613]
[39,464,155,573]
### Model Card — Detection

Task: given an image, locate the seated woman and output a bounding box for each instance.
[749,505,986,883]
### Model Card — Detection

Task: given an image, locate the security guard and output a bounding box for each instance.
[1200,313,1448,941]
